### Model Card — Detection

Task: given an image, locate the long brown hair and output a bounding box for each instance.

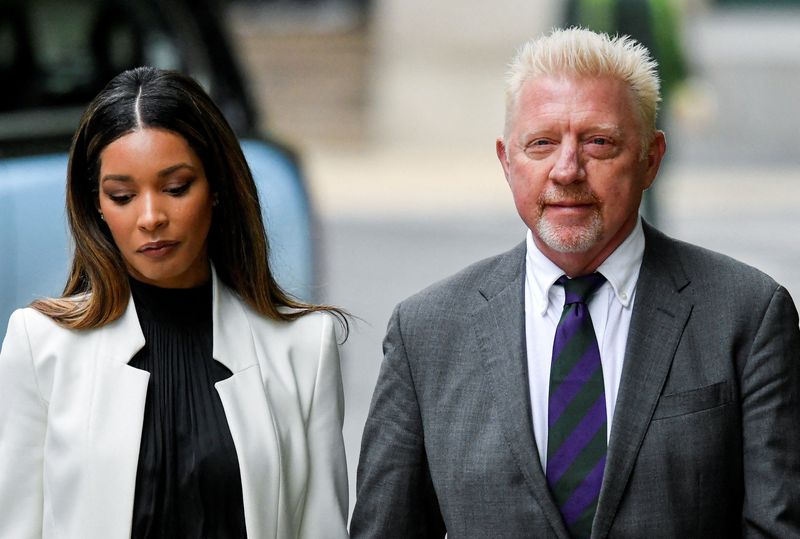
[32,67,347,334]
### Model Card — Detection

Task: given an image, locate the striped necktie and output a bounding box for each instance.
[546,273,607,538]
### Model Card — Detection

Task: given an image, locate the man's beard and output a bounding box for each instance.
[534,185,603,253]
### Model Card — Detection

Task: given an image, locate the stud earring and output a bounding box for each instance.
[99,211,105,221]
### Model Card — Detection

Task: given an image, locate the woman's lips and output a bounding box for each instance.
[137,241,179,258]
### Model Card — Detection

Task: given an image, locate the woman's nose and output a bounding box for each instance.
[136,193,168,232]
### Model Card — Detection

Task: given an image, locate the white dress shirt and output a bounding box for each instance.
[524,218,645,469]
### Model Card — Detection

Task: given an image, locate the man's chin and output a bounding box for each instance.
[534,220,602,254]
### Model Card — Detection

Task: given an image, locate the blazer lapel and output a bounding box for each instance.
[475,242,571,539]
[593,224,694,538]
[85,297,149,539]
[83,271,283,537]
[211,272,283,538]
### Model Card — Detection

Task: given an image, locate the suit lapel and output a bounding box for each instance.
[215,369,283,538]
[85,297,149,538]
[593,224,694,538]
[84,271,283,538]
[211,272,283,538]
[475,242,571,539]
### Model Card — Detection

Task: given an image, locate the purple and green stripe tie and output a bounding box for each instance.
[547,273,607,539]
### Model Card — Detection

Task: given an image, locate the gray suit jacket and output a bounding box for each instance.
[351,223,800,538]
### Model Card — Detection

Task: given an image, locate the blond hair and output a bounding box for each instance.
[504,27,661,152]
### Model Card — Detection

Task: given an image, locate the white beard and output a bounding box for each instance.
[534,209,603,253]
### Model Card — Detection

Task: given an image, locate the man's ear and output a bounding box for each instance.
[643,130,667,189]
[496,137,511,182]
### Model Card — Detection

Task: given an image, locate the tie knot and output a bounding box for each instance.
[558,273,606,305]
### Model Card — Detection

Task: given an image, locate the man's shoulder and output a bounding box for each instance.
[644,223,783,296]
[397,241,526,316]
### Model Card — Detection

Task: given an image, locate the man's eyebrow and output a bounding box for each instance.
[590,123,623,137]
[518,129,555,143]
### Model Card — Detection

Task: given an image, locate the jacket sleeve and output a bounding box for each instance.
[0,309,46,538]
[741,285,800,535]
[298,313,349,539]
[350,304,446,538]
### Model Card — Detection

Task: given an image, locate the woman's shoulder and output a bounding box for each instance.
[214,283,341,353]
[252,303,336,340]
[5,290,108,345]
[20,292,91,321]
[7,305,62,337]
[1,308,75,385]
[5,300,92,345]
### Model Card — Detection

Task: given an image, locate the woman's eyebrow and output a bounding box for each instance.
[100,163,196,184]
[157,163,196,177]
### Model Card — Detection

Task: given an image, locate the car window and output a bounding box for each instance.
[4,0,180,108]
[0,0,182,149]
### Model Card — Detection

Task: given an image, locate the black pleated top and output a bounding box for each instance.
[128,278,247,538]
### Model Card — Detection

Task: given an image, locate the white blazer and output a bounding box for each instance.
[0,272,349,539]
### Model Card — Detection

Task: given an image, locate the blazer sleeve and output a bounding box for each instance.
[298,313,349,539]
[741,285,800,535]
[350,304,446,538]
[0,309,46,539]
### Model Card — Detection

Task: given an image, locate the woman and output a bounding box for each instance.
[0,67,349,538]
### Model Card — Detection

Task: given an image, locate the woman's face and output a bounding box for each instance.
[97,128,214,288]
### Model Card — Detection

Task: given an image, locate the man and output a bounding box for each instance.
[350,28,800,538]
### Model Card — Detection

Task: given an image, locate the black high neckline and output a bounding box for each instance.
[129,278,212,329]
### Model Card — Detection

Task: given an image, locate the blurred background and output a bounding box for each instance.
[1,0,799,519]
[227,0,800,514]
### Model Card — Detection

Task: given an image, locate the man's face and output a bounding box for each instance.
[496,74,665,275]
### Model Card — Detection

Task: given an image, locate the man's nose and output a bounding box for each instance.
[549,141,585,184]
[137,193,168,231]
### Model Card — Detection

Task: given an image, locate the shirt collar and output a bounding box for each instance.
[525,217,645,315]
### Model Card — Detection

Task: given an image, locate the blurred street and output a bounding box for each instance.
[229,0,800,514]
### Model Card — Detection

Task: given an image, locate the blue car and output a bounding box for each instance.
[0,0,317,328]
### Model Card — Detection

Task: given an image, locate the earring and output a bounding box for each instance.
[99,211,105,221]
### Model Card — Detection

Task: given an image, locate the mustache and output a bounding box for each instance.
[538,184,600,206]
